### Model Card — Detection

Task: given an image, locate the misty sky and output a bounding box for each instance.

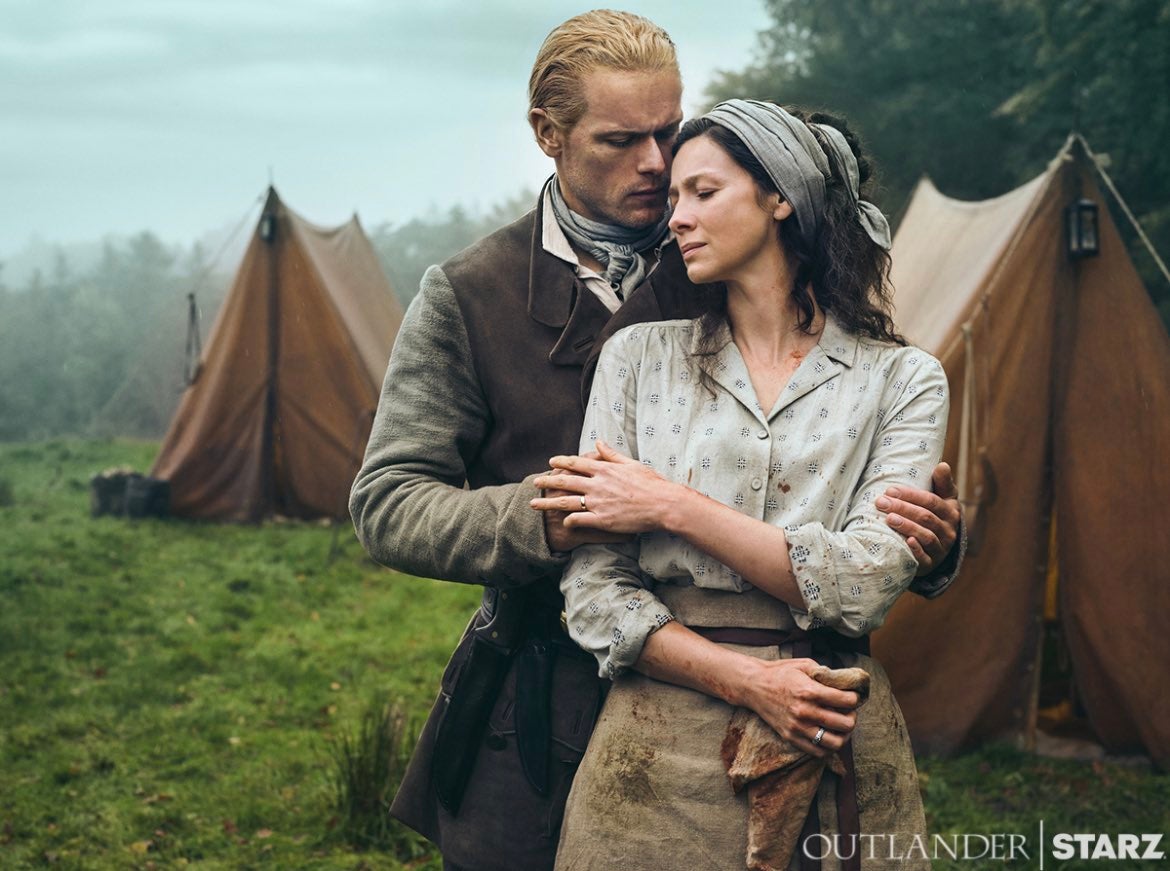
[1,0,772,261]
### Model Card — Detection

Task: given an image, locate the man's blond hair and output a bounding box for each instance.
[528,9,679,131]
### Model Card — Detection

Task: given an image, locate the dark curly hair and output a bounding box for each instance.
[673,105,904,386]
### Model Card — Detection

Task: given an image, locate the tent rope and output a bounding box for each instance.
[956,323,978,511]
[184,293,203,385]
[1074,133,1170,289]
[180,193,265,387]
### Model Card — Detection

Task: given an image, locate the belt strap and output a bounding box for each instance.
[837,739,862,871]
[691,625,870,656]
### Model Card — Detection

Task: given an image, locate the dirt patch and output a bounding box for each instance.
[593,733,660,806]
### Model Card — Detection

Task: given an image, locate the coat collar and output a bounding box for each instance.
[531,182,686,368]
[527,184,580,330]
[525,186,618,367]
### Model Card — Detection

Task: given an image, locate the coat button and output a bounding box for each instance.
[751,478,763,491]
[756,430,769,439]
[485,732,507,751]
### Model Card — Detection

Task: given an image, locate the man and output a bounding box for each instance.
[350,10,962,871]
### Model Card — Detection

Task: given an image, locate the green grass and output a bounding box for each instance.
[919,746,1169,869]
[0,439,477,869]
[1,440,1167,869]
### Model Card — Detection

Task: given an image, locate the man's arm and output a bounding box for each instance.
[349,266,565,587]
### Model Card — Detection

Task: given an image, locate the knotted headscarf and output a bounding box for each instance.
[702,99,891,251]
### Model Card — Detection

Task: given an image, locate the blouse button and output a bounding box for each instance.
[750,477,763,491]
[756,429,769,439]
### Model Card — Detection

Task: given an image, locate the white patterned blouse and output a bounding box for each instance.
[561,314,950,678]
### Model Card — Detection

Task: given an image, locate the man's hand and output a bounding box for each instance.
[876,462,961,576]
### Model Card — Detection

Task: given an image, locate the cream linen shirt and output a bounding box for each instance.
[562,315,950,678]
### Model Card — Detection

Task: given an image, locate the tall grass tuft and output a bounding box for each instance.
[328,698,425,857]
[0,476,12,506]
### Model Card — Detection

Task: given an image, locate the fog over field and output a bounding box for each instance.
[1,0,771,281]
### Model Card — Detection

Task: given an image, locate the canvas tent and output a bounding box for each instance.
[872,137,1170,767]
[152,187,404,522]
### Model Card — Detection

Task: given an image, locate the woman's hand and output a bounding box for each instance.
[738,657,859,758]
[530,440,684,535]
[539,466,631,552]
[637,624,858,760]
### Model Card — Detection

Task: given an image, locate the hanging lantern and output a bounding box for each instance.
[1065,198,1099,259]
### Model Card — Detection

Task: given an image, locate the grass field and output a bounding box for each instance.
[1,440,1167,869]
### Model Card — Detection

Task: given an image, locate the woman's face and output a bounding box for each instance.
[667,134,791,287]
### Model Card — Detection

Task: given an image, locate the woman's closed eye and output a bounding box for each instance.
[670,189,717,209]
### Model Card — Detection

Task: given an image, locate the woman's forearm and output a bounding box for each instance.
[635,621,859,755]
[661,484,805,608]
[532,445,806,608]
[635,620,759,705]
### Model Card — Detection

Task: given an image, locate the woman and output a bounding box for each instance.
[531,100,947,870]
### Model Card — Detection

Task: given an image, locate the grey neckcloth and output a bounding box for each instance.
[703,99,892,251]
[548,177,671,288]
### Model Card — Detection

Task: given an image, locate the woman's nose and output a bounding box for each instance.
[668,200,693,233]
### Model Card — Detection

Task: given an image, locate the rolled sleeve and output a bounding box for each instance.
[788,351,950,635]
[562,330,675,676]
[562,544,674,678]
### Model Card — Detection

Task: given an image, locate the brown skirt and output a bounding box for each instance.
[554,587,928,871]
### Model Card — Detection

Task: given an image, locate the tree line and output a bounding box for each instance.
[0,198,532,442]
[706,0,1169,316]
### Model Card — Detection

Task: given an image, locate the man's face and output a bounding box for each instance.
[535,67,683,230]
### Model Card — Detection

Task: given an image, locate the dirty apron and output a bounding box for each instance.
[555,585,928,871]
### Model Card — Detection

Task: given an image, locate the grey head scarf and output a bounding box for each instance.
[702,99,892,251]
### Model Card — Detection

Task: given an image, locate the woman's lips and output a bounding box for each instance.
[680,242,705,259]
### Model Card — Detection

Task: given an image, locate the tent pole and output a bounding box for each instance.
[260,190,282,520]
[1028,148,1086,751]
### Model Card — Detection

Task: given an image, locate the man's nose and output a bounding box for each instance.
[637,137,668,175]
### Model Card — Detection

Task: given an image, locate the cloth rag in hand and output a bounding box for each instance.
[720,665,871,871]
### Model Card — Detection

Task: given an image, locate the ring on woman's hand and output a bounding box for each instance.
[580,495,588,510]
[812,726,826,745]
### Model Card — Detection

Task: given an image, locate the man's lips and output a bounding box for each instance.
[628,187,666,199]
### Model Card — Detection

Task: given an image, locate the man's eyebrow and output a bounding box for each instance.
[596,117,683,138]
